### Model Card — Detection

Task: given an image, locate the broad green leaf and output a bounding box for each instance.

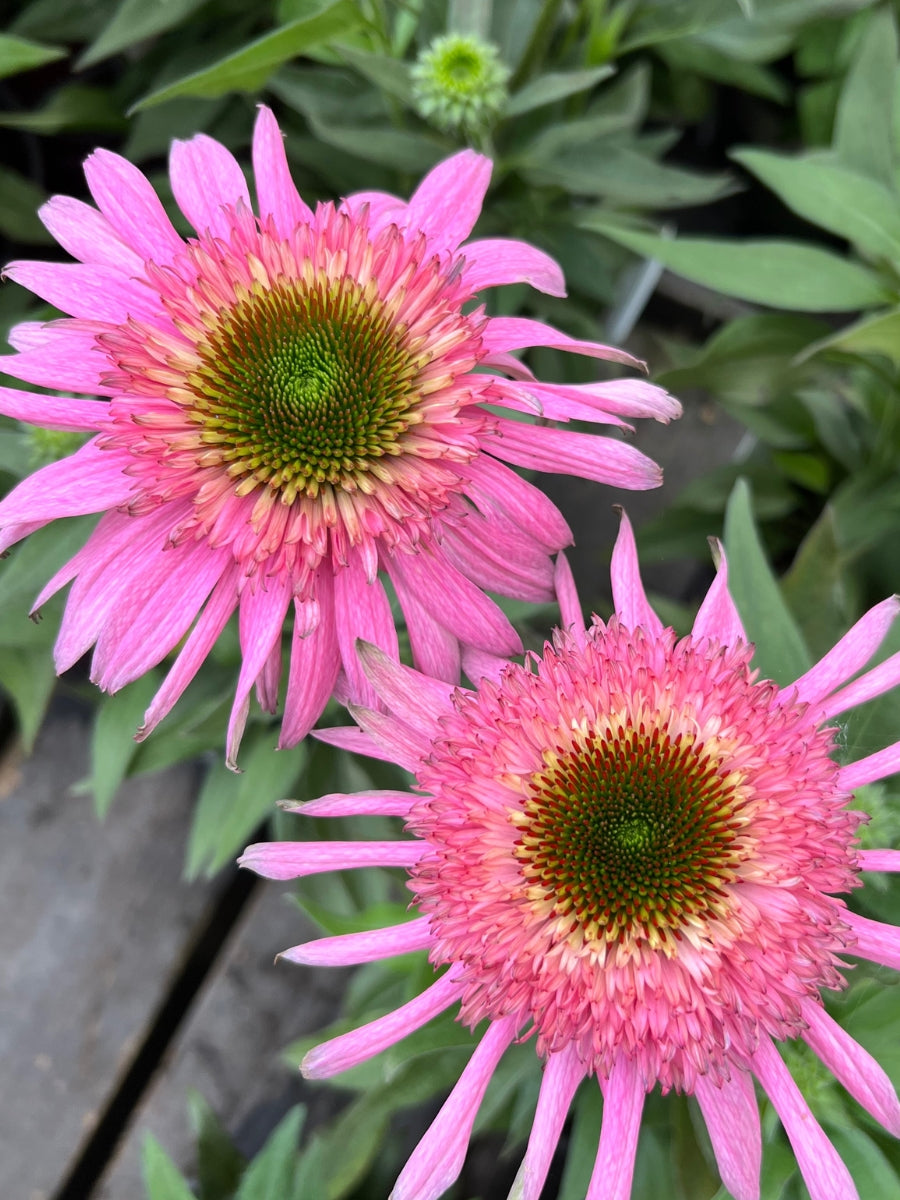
[584,221,890,311]
[825,1125,900,1199]
[132,2,362,110]
[723,478,811,685]
[0,167,53,244]
[0,33,64,79]
[235,1106,305,1200]
[525,145,735,208]
[78,0,210,68]
[659,39,788,103]
[336,45,414,104]
[303,114,446,172]
[833,5,898,186]
[187,1091,245,1200]
[781,506,853,662]
[185,727,304,878]
[0,642,57,752]
[0,85,124,135]
[141,1134,197,1200]
[733,150,900,263]
[90,673,163,817]
[804,307,900,364]
[505,65,614,117]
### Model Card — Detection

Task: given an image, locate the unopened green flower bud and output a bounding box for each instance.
[412,34,509,137]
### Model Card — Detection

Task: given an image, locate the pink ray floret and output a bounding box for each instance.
[242,511,900,1200]
[0,108,677,766]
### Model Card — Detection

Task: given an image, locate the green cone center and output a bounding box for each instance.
[515,723,745,945]
[186,275,420,502]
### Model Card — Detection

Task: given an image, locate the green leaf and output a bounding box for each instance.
[141,1134,197,1200]
[0,516,97,612]
[825,1124,900,1199]
[556,1081,601,1200]
[781,506,853,662]
[833,5,898,187]
[804,307,900,365]
[0,642,57,752]
[525,144,735,208]
[0,167,53,244]
[723,478,811,686]
[733,150,900,263]
[303,114,446,172]
[235,1106,306,1200]
[505,65,614,117]
[0,33,65,79]
[187,1091,245,1200]
[90,673,164,818]
[336,45,413,104]
[78,0,210,67]
[132,1,362,110]
[0,85,124,135]
[185,727,304,879]
[584,221,890,312]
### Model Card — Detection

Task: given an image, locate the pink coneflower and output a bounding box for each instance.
[0,108,676,765]
[242,512,900,1200]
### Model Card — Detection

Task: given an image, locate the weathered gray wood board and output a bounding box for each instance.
[0,700,211,1200]
[95,884,349,1199]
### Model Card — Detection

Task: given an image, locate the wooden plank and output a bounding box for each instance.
[95,883,349,1197]
[0,698,213,1200]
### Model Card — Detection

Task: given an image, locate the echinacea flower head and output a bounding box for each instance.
[0,107,677,765]
[242,512,900,1200]
[412,33,510,136]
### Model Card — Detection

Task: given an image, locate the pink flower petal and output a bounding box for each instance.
[749,1036,858,1200]
[340,189,405,233]
[39,195,144,273]
[554,552,587,647]
[385,545,521,657]
[280,574,341,748]
[0,384,108,429]
[349,704,432,773]
[313,723,397,762]
[801,999,900,1136]
[389,572,461,684]
[456,456,572,554]
[587,1057,645,1200]
[280,914,432,966]
[694,1070,761,1200]
[2,325,114,395]
[170,133,251,240]
[255,638,282,713]
[403,150,491,252]
[611,509,664,635]
[356,640,457,729]
[0,440,131,528]
[239,838,423,882]
[138,566,240,739]
[93,543,229,692]
[792,596,900,707]
[252,105,313,235]
[227,575,293,768]
[482,316,643,368]
[284,789,415,818]
[859,850,900,872]
[839,741,900,791]
[391,1016,518,1200]
[440,516,555,603]
[83,148,184,265]
[845,911,900,971]
[507,1046,585,1200]
[333,555,399,709]
[301,967,463,1079]
[461,645,510,684]
[461,238,566,297]
[692,539,746,647]
[483,418,663,490]
[822,647,900,723]
[4,261,160,324]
